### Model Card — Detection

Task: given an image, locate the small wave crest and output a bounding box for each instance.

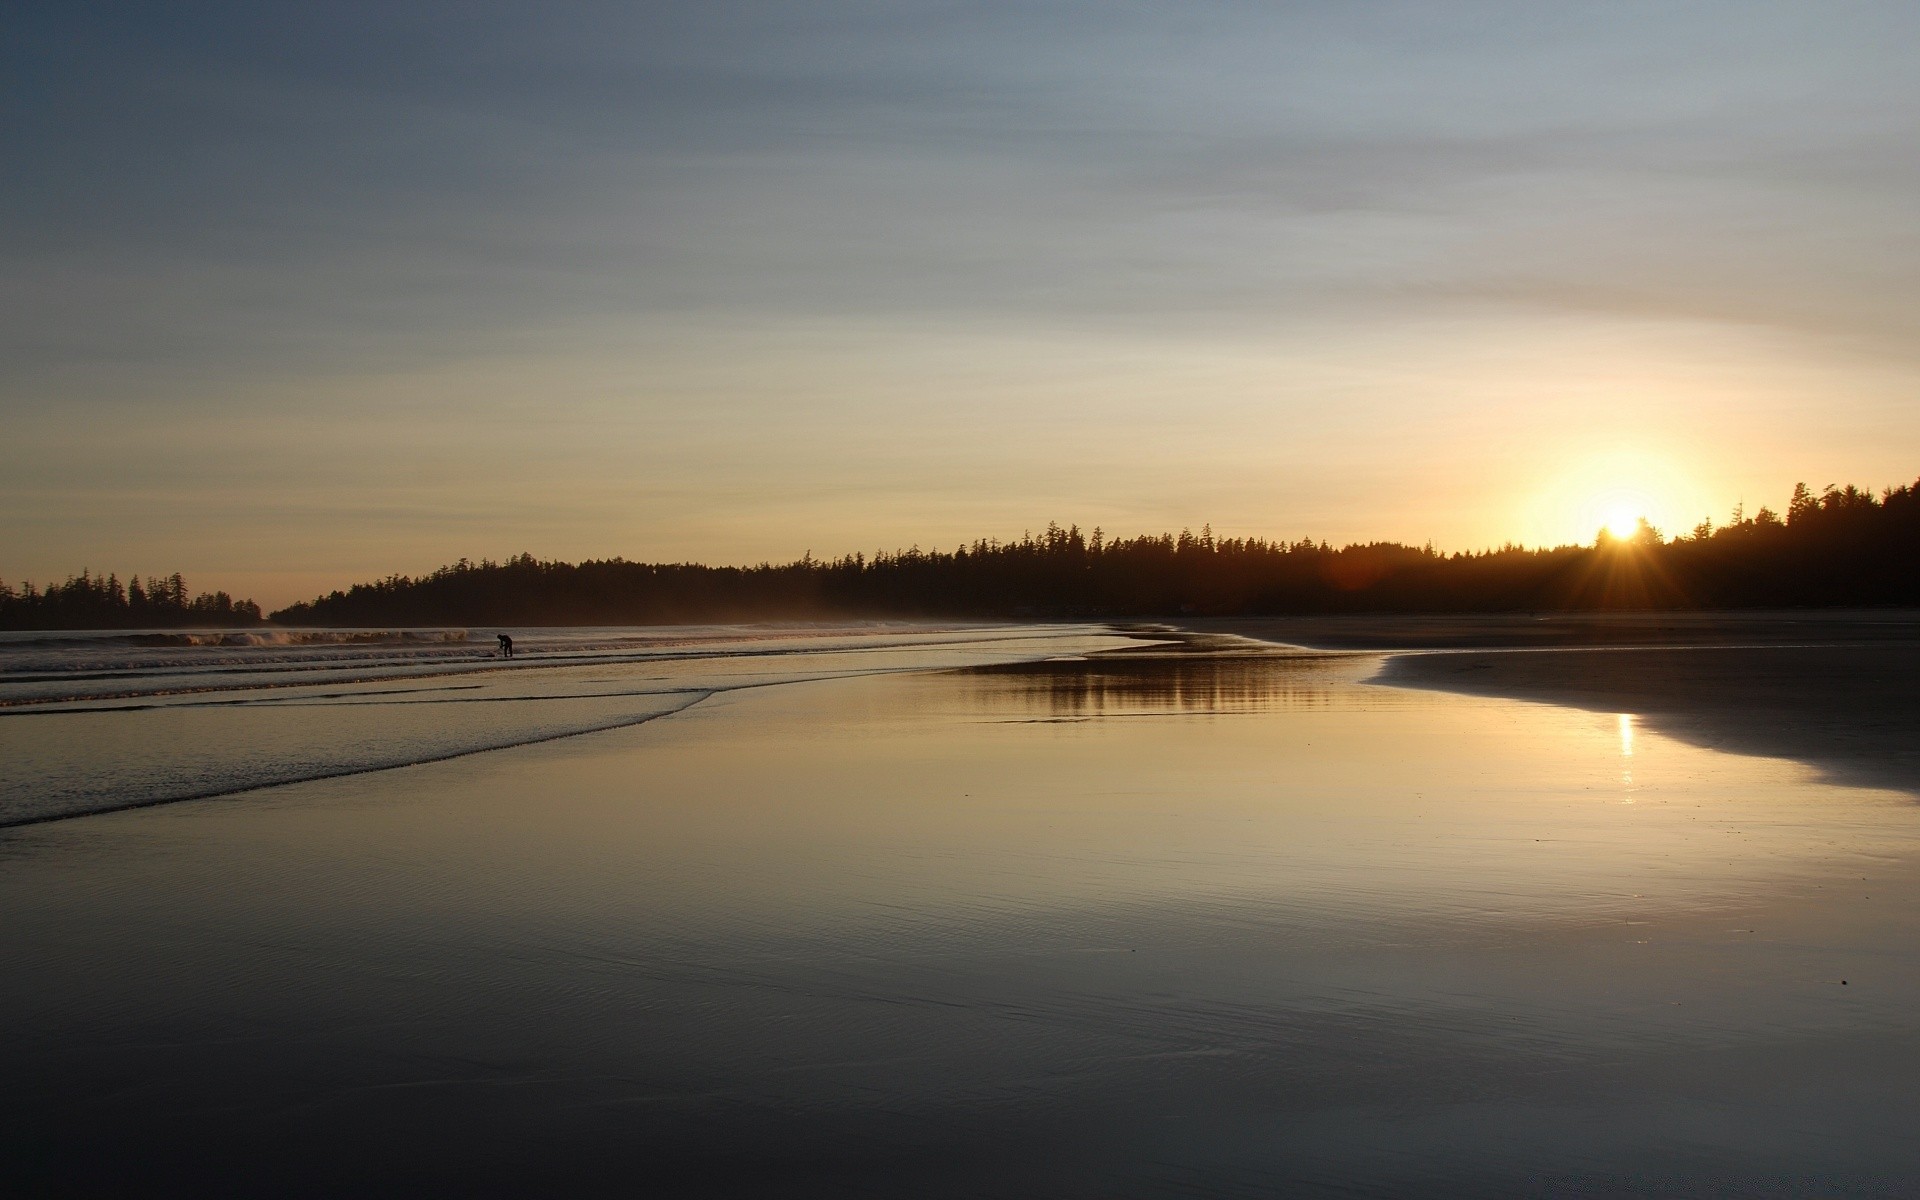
[0,628,485,690]
[0,628,475,651]
[131,629,475,648]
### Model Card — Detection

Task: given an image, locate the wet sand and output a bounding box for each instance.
[7,638,1920,1195]
[1187,612,1920,796]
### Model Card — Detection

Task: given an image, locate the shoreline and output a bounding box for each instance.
[1182,612,1920,797]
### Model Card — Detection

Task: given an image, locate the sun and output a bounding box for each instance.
[1524,448,1710,549]
[1603,510,1641,540]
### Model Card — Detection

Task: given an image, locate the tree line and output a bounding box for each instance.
[267,478,1920,627]
[4,479,1911,630]
[0,571,264,630]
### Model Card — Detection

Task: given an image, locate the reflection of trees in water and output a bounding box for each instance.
[964,654,1350,718]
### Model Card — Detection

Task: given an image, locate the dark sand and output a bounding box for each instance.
[1187,612,1920,796]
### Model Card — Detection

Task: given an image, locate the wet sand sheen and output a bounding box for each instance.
[4,638,1920,1195]
[1188,612,1920,795]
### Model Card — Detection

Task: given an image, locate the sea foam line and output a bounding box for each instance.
[0,690,718,831]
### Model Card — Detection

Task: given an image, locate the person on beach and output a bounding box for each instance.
[497,633,514,659]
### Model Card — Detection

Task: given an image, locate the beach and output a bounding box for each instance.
[1191,611,1920,795]
[13,2,1917,1193]
[4,621,1920,1195]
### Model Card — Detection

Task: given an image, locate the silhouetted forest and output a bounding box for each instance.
[0,572,264,630]
[272,480,1920,627]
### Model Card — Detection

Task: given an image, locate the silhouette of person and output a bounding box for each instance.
[497,633,514,659]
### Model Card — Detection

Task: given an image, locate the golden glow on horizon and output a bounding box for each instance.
[1522,448,1714,548]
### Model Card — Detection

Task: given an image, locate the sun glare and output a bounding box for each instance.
[1521,449,1712,549]
[1604,511,1641,540]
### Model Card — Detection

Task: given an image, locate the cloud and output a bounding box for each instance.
[4,1,1918,587]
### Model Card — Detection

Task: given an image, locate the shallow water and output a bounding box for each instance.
[3,626,1918,1195]
[0,623,1117,824]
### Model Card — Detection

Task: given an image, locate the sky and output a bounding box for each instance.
[5,1,1919,609]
